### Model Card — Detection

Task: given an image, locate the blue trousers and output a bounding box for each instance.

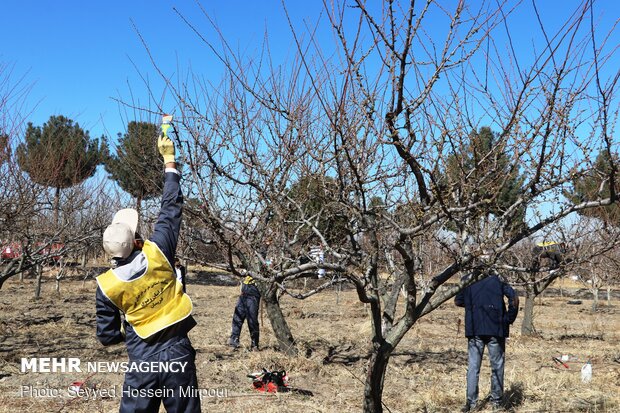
[231,293,260,344]
[119,337,201,413]
[466,336,505,405]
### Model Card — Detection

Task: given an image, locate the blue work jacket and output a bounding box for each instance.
[455,274,519,338]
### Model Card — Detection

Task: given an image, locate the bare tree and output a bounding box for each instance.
[570,215,620,311]
[0,61,40,288]
[0,174,114,294]
[125,0,619,411]
[0,62,118,292]
[506,219,610,336]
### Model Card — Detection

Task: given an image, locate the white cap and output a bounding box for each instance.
[102,209,139,259]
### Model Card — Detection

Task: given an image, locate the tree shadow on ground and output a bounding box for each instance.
[504,381,525,411]
[320,347,469,369]
[191,271,239,286]
[321,342,369,365]
[392,349,467,366]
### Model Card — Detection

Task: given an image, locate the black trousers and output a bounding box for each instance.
[231,293,260,342]
[119,337,201,413]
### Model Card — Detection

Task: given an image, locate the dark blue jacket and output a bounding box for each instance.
[96,169,196,360]
[241,282,261,297]
[455,274,519,338]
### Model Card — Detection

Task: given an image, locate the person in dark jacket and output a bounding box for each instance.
[96,132,200,413]
[228,239,271,351]
[228,275,261,351]
[455,272,519,412]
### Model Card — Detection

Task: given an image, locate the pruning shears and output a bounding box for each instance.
[161,114,173,137]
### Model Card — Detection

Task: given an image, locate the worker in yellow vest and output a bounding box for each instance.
[228,239,271,351]
[533,241,566,271]
[228,275,261,351]
[96,132,200,413]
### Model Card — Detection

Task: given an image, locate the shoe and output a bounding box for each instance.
[227,337,240,349]
[250,334,259,351]
[461,401,477,412]
[250,339,259,352]
[489,398,505,412]
[491,402,505,412]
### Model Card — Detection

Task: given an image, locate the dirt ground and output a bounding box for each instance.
[0,270,618,413]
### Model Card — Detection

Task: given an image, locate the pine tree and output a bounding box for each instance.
[104,121,164,218]
[0,134,8,164]
[285,174,349,246]
[441,126,525,234]
[569,150,620,225]
[16,115,106,225]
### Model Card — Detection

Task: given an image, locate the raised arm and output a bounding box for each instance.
[149,135,183,264]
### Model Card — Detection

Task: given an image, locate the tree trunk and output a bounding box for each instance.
[591,288,599,312]
[53,186,61,228]
[607,286,612,306]
[55,263,63,294]
[261,284,297,355]
[521,286,536,336]
[29,264,37,279]
[34,265,42,299]
[336,281,342,305]
[136,196,142,232]
[363,342,392,413]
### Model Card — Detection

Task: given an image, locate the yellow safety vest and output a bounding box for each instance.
[97,240,193,339]
[537,241,559,247]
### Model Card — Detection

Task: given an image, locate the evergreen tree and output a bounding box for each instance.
[17,115,106,225]
[105,121,164,217]
[569,150,620,225]
[285,174,349,246]
[0,134,8,164]
[441,126,525,234]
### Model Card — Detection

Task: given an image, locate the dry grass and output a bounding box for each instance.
[0,272,618,412]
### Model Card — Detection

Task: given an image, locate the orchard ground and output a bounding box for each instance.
[0,268,618,412]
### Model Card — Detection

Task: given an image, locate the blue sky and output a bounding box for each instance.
[2,1,619,144]
[2,1,326,140]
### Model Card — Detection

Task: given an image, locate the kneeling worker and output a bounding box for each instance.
[95,131,200,412]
